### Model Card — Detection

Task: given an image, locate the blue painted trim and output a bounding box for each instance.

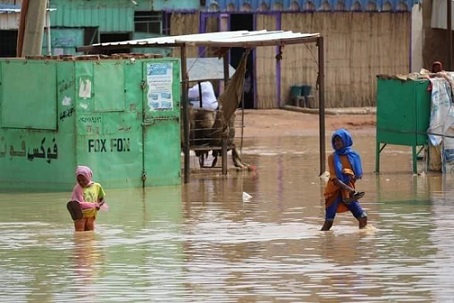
[276,13,282,108]
[199,13,207,57]
[0,4,20,9]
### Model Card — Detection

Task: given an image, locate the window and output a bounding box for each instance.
[134,11,163,34]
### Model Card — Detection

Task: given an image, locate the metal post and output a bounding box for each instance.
[46,0,52,55]
[317,37,326,176]
[222,53,230,175]
[16,0,29,57]
[448,0,453,70]
[181,45,191,183]
[18,0,47,56]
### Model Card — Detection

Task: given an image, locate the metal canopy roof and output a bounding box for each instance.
[75,29,325,183]
[76,30,320,52]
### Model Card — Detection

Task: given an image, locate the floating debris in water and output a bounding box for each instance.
[242,192,252,202]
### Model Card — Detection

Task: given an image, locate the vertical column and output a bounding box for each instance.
[318,36,326,175]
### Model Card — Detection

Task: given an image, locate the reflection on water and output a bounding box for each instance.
[2,134,454,302]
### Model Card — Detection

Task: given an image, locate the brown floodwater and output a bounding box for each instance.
[1,133,454,302]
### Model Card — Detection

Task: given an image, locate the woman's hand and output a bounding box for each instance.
[96,199,105,210]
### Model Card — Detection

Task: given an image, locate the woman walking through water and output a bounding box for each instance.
[67,166,107,232]
[321,128,367,231]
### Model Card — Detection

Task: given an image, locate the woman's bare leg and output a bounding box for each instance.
[74,218,86,232]
[358,216,367,229]
[321,220,333,231]
[85,217,96,231]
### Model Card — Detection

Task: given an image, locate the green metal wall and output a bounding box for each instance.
[0,57,181,191]
[151,0,200,10]
[49,0,134,32]
[48,0,202,32]
[0,60,76,191]
[376,78,431,146]
[375,77,431,173]
[42,28,84,55]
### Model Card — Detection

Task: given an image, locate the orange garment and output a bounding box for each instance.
[324,153,357,213]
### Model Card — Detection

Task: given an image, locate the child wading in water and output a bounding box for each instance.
[67,166,107,232]
[321,128,367,231]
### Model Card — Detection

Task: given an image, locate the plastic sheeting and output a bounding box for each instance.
[187,57,235,81]
[431,0,454,29]
[428,73,454,172]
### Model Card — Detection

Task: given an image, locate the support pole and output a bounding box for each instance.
[222,52,230,175]
[318,37,326,176]
[16,0,29,57]
[17,0,47,57]
[46,0,52,55]
[181,45,190,183]
[448,0,453,70]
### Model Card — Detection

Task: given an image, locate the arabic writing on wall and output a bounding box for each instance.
[0,137,59,163]
[60,106,75,121]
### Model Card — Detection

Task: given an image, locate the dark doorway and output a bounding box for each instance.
[99,33,131,55]
[84,27,99,45]
[229,14,254,109]
[0,30,18,57]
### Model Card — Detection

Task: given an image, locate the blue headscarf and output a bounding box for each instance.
[331,128,363,183]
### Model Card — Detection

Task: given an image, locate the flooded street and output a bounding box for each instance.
[1,133,454,302]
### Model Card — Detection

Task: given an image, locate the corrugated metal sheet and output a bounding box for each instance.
[0,4,55,30]
[0,4,56,13]
[78,30,320,50]
[50,2,134,32]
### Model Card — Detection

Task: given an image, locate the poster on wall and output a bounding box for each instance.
[146,62,173,110]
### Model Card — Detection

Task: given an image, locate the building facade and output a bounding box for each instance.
[1,0,429,108]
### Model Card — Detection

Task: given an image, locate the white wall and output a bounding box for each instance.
[411,3,424,72]
[0,12,20,30]
[431,0,454,29]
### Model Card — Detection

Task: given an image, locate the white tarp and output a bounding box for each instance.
[431,0,454,29]
[186,57,235,81]
[428,74,454,172]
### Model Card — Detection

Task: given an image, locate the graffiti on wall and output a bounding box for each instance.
[78,116,102,135]
[60,106,75,121]
[88,138,131,153]
[0,137,59,163]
